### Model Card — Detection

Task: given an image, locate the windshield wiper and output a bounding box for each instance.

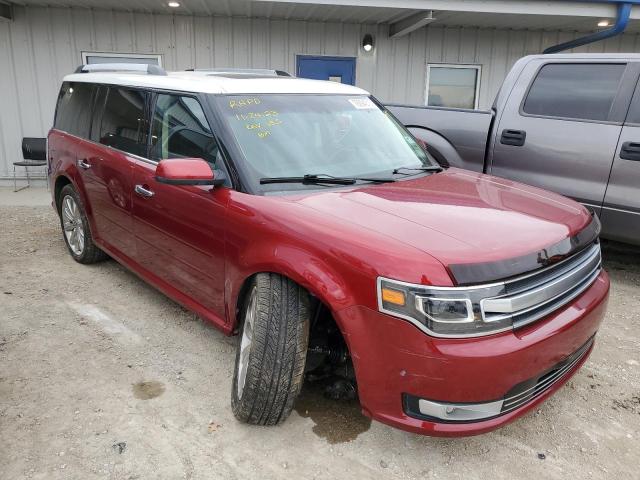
[260,174,396,185]
[392,165,443,175]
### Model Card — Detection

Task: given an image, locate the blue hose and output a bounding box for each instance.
[543,1,634,54]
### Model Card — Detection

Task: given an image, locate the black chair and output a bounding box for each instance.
[14,137,47,192]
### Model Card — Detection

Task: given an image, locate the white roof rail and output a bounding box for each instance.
[184,68,291,77]
[74,63,167,76]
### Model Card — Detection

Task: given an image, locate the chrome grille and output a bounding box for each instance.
[481,242,602,330]
[500,337,594,414]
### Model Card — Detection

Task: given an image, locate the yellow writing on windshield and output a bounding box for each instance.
[232,108,282,139]
[235,110,279,121]
[229,97,262,109]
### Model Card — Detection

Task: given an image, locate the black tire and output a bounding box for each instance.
[58,184,108,264]
[231,273,310,425]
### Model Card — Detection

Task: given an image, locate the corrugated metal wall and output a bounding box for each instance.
[3,5,640,178]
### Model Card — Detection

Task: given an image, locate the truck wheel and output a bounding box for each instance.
[231,273,310,425]
[58,184,108,264]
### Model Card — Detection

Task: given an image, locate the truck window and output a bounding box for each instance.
[54,82,95,139]
[625,85,640,124]
[98,87,148,157]
[522,63,625,122]
[150,94,220,166]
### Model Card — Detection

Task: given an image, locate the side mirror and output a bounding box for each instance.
[155,158,226,187]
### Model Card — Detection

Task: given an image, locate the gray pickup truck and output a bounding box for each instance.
[388,53,640,246]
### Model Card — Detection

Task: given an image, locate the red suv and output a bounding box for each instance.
[48,64,609,436]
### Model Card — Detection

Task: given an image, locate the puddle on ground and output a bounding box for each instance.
[132,381,165,400]
[294,381,371,444]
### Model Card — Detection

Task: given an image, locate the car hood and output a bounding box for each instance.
[286,168,593,283]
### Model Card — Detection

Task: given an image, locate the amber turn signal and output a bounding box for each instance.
[381,287,406,306]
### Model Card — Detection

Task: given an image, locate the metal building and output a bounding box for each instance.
[2,0,640,182]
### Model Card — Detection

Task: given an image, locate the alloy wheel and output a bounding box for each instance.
[61,195,85,256]
[237,286,257,399]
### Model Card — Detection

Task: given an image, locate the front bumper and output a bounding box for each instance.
[335,270,609,437]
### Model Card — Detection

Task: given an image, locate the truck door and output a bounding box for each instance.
[489,61,635,215]
[601,77,640,245]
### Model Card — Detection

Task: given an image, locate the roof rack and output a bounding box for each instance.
[74,63,167,76]
[184,68,291,77]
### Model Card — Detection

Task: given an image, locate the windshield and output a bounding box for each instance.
[212,94,438,191]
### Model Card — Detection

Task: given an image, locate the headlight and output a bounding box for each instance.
[377,277,510,338]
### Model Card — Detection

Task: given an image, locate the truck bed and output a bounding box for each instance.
[386,104,493,172]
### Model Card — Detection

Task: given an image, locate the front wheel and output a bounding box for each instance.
[231,273,310,425]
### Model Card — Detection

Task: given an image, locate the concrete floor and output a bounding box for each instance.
[0,186,51,207]
[1,190,639,479]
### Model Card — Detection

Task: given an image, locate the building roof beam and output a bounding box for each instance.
[252,0,640,20]
[389,10,435,37]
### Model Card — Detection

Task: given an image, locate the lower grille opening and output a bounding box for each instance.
[500,336,594,413]
[402,337,594,424]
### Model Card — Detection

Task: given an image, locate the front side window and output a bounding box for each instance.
[150,94,220,166]
[213,94,435,192]
[426,64,481,109]
[523,63,625,121]
[99,87,148,156]
[54,82,96,138]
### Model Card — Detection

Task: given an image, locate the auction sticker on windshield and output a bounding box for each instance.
[348,97,376,110]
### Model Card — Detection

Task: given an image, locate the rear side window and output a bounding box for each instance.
[150,94,220,165]
[99,87,148,156]
[522,63,625,121]
[625,81,640,124]
[54,82,95,138]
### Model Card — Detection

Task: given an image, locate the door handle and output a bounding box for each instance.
[134,184,155,198]
[77,158,91,170]
[500,129,526,147]
[620,141,640,161]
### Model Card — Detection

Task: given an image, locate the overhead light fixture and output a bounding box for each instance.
[362,34,374,53]
[598,20,611,27]
[168,1,180,7]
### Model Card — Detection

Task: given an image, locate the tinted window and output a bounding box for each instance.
[150,94,220,165]
[99,87,148,156]
[90,86,107,143]
[523,63,625,121]
[626,83,640,124]
[54,82,95,138]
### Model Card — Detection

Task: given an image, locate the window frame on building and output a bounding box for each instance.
[425,63,482,110]
[81,51,163,66]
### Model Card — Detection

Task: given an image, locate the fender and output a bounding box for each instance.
[52,167,100,242]
[226,240,352,332]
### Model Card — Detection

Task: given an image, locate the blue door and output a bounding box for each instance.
[296,55,356,85]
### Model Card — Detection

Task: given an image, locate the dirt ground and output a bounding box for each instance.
[1,197,639,480]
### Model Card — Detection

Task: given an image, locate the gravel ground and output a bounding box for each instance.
[1,203,639,480]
